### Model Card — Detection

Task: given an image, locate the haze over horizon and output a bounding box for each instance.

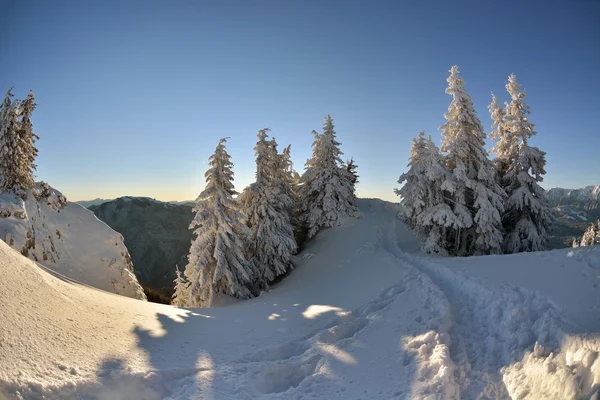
[2,0,599,202]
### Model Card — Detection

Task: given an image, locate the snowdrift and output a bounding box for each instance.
[0,198,598,399]
[0,183,145,300]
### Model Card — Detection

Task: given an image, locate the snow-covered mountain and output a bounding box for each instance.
[0,183,146,300]
[88,197,194,293]
[0,198,598,399]
[547,185,600,210]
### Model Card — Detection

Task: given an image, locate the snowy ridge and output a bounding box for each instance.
[547,185,600,209]
[0,199,598,399]
[0,183,146,300]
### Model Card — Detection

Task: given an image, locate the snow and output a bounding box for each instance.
[1,198,599,399]
[0,184,145,300]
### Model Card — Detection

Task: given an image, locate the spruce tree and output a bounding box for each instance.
[171,265,189,307]
[489,75,552,253]
[299,115,360,238]
[0,89,38,196]
[574,219,600,247]
[439,66,505,256]
[183,138,256,307]
[397,133,456,255]
[396,132,429,230]
[238,130,297,290]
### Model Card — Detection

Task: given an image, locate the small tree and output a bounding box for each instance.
[572,219,599,248]
[171,265,189,307]
[396,132,429,230]
[299,115,360,237]
[183,138,256,307]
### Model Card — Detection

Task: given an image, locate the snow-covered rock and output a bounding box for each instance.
[0,183,146,300]
[547,185,600,210]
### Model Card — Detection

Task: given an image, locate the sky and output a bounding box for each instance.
[0,0,599,202]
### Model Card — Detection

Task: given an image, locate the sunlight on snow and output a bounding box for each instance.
[302,305,350,319]
[317,342,357,365]
[195,352,214,397]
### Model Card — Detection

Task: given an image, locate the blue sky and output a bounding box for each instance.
[1,0,598,202]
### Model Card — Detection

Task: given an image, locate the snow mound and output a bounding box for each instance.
[0,183,145,300]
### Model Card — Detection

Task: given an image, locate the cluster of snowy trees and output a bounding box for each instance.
[397,66,552,256]
[572,219,600,248]
[0,87,39,196]
[174,115,360,307]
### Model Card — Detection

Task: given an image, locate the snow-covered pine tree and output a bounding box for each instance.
[0,89,38,196]
[396,133,455,255]
[183,138,256,307]
[439,66,505,256]
[171,265,189,307]
[238,130,297,291]
[395,132,429,229]
[573,219,600,247]
[345,158,359,186]
[490,74,553,253]
[299,115,360,238]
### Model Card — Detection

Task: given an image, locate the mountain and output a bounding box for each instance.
[75,198,113,208]
[89,197,195,295]
[0,183,146,300]
[1,198,598,399]
[546,185,600,210]
[545,185,600,248]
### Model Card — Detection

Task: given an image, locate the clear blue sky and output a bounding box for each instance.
[1,0,599,202]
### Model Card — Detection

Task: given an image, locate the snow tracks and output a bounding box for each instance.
[387,208,600,399]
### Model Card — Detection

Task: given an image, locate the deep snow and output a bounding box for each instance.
[0,199,599,399]
[0,184,145,300]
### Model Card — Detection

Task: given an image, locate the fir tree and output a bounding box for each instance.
[396,133,455,255]
[0,89,38,196]
[171,265,189,307]
[183,138,256,307]
[439,66,505,256]
[490,74,552,253]
[574,219,600,247]
[238,130,297,291]
[299,115,360,238]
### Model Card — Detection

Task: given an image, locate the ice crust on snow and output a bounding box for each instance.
[0,198,598,399]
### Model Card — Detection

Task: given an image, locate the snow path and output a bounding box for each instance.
[1,198,599,399]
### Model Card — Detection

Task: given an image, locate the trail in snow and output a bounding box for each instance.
[1,198,599,399]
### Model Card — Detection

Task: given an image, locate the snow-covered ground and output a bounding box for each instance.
[0,184,145,300]
[1,199,599,399]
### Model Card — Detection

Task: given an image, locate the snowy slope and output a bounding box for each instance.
[0,183,145,300]
[1,199,599,399]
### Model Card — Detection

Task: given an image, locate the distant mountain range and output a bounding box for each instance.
[77,198,195,207]
[88,197,195,299]
[545,185,600,248]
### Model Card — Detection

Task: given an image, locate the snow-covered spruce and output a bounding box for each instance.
[0,88,39,196]
[180,138,257,308]
[396,132,453,255]
[572,219,600,248]
[489,75,552,253]
[238,129,297,291]
[439,66,505,256]
[298,115,360,238]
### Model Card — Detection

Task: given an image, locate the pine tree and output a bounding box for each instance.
[396,132,428,230]
[439,66,505,256]
[0,89,38,196]
[577,219,600,247]
[396,133,455,255]
[490,75,553,253]
[238,130,297,291]
[171,265,189,307]
[183,138,256,307]
[299,115,360,238]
